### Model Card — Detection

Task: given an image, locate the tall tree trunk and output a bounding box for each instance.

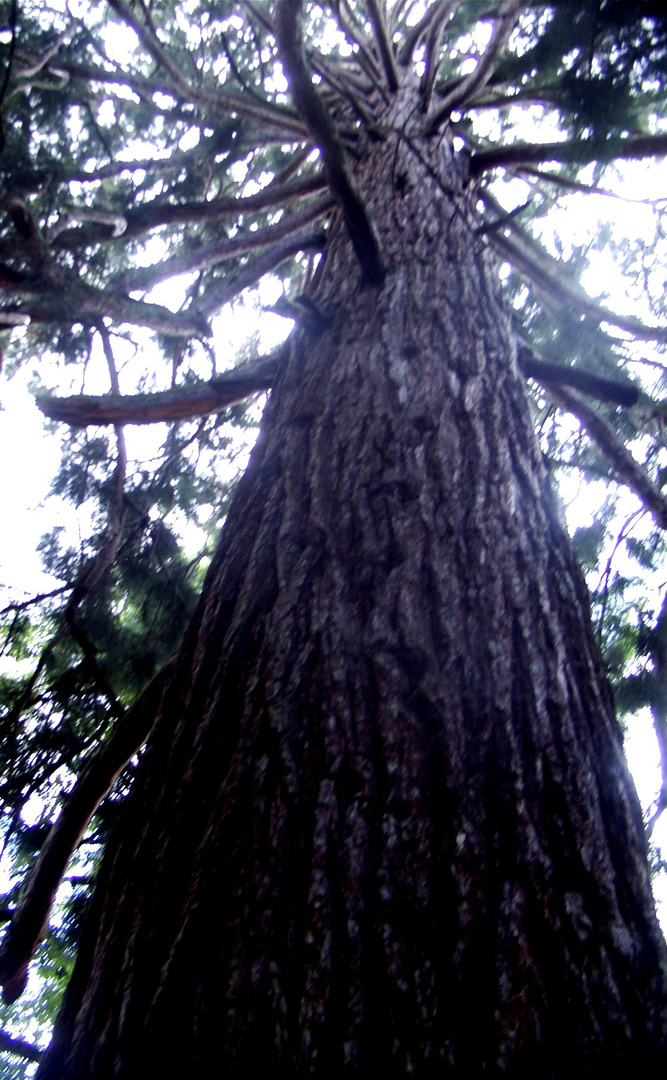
[39,104,667,1078]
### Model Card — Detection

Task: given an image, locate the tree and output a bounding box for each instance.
[2,0,667,1073]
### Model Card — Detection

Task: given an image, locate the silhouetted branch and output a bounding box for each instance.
[426,3,517,133]
[367,1,399,92]
[470,132,667,176]
[490,227,667,344]
[419,1,457,112]
[108,0,304,133]
[398,1,453,65]
[198,227,326,318]
[518,349,642,408]
[118,195,332,294]
[0,665,173,1003]
[5,290,210,339]
[0,1028,44,1063]
[50,174,328,250]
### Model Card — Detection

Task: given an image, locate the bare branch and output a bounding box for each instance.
[329,2,389,100]
[482,200,667,344]
[108,0,304,134]
[198,226,326,319]
[543,383,667,532]
[274,1,385,286]
[398,1,453,66]
[487,226,667,341]
[518,348,642,409]
[419,1,458,113]
[58,54,306,136]
[5,290,211,339]
[366,1,399,92]
[308,51,379,129]
[117,195,332,294]
[470,132,667,177]
[36,350,285,427]
[516,165,667,206]
[51,173,327,250]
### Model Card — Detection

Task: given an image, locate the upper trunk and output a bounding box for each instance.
[38,92,667,1077]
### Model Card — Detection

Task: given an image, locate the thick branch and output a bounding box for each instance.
[36,351,285,427]
[518,349,642,408]
[470,132,667,177]
[51,173,327,251]
[331,1,387,97]
[5,289,211,339]
[366,1,399,92]
[419,1,457,113]
[275,1,385,286]
[308,52,379,130]
[0,666,173,1004]
[398,1,451,65]
[198,227,326,319]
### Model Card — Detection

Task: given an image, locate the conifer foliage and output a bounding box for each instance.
[2,1,667,1073]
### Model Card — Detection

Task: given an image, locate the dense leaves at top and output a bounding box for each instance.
[2,0,667,1069]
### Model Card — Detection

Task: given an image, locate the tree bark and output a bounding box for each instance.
[38,99,667,1078]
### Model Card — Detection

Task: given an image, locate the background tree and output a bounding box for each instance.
[1,0,667,1073]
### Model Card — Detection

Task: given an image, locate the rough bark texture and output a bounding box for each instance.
[38,98,667,1078]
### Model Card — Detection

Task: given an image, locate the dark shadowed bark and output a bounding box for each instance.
[37,95,667,1078]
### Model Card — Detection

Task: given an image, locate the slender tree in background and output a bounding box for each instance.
[2,0,667,1074]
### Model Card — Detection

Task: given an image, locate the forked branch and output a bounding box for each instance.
[425,2,518,134]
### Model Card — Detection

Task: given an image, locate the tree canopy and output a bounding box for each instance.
[2,0,667,1070]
